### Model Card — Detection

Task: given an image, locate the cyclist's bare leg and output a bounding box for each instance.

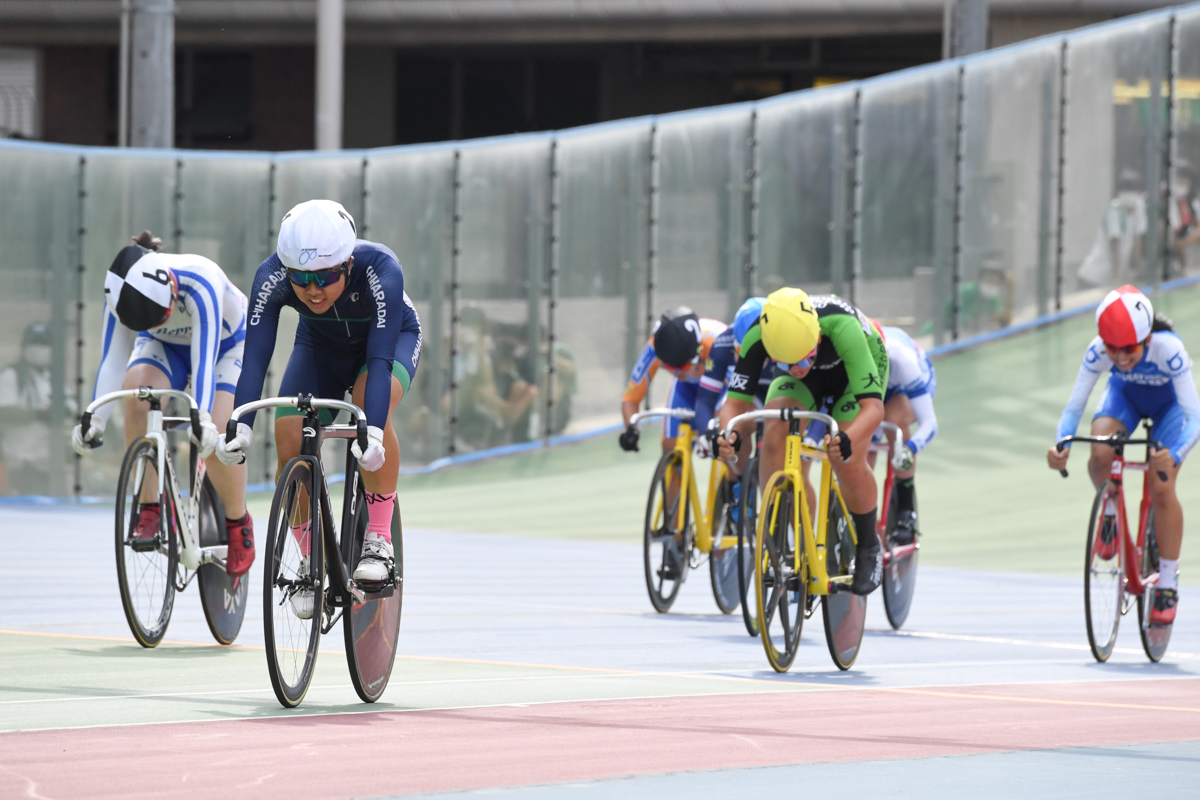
[885,394,917,481]
[205,390,246,519]
[349,371,406,494]
[759,396,799,489]
[1148,454,1183,561]
[122,364,171,504]
[1087,416,1126,489]
[827,399,884,516]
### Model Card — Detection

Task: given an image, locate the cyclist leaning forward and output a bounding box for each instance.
[1047,285,1199,626]
[218,199,422,597]
[73,231,254,577]
[717,288,888,595]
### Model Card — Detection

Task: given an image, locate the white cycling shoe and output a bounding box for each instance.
[290,555,314,620]
[352,532,393,584]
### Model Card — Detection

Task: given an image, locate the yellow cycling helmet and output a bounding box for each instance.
[760,287,820,364]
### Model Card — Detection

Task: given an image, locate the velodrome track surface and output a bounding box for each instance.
[4,284,1200,797]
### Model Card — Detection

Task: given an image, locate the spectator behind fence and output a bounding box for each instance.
[0,322,73,495]
[1079,168,1147,288]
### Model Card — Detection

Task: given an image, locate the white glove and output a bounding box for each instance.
[193,411,221,459]
[352,425,386,472]
[217,422,253,466]
[892,443,915,472]
[694,434,713,460]
[72,415,107,456]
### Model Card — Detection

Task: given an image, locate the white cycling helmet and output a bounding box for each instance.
[276,199,357,271]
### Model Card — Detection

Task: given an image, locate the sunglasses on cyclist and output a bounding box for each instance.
[288,265,346,288]
[1104,339,1147,355]
[779,346,820,371]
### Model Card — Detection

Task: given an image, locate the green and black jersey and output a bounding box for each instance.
[727,294,889,421]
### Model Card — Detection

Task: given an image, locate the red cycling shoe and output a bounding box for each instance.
[225,513,255,577]
[1149,587,1178,627]
[131,503,161,551]
[1094,515,1119,561]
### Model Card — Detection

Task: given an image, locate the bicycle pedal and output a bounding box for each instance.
[129,537,161,553]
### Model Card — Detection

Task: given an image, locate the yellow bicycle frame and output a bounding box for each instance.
[666,421,733,555]
[759,424,857,596]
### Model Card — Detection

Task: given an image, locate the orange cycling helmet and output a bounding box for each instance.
[760,287,821,364]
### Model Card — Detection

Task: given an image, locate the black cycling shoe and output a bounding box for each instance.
[849,541,883,595]
[891,510,917,547]
[658,542,681,582]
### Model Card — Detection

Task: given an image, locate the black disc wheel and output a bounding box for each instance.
[822,491,866,670]
[709,475,741,614]
[344,489,403,703]
[1137,509,1172,662]
[882,485,919,630]
[1084,482,1123,663]
[114,437,178,648]
[756,475,805,673]
[196,475,248,645]
[737,459,761,636]
[644,450,691,613]
[264,457,325,708]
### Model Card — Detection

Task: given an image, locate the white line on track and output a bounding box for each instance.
[885,628,1200,660]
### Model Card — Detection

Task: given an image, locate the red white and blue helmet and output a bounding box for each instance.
[1096,284,1154,348]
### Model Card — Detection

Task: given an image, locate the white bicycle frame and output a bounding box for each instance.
[83,387,227,572]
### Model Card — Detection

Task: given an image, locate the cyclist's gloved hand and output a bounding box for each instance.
[353,425,386,472]
[619,425,640,452]
[71,416,106,456]
[217,422,253,466]
[891,443,915,472]
[694,435,713,460]
[831,430,852,460]
[193,411,221,459]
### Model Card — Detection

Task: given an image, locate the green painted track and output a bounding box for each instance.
[372,283,1200,582]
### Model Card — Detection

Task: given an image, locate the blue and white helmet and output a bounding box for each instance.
[276,199,357,271]
[733,296,766,350]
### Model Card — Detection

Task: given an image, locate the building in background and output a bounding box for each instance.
[0,0,1177,151]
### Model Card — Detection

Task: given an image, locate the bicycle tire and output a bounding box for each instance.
[344,489,403,703]
[196,475,248,645]
[822,490,866,670]
[644,449,690,613]
[756,474,804,672]
[264,457,325,708]
[1084,482,1123,663]
[114,437,177,648]
[737,457,761,636]
[882,485,919,630]
[709,475,741,614]
[1137,509,1172,662]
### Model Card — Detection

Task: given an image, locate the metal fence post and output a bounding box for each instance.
[72,154,87,500]
[360,155,370,239]
[646,121,660,354]
[260,159,278,486]
[448,149,463,455]
[1163,13,1180,285]
[172,157,183,253]
[951,63,966,341]
[1054,37,1069,312]
[850,90,864,306]
[745,109,760,300]
[544,137,561,444]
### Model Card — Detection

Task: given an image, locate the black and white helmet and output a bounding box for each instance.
[105,245,175,331]
[652,306,702,368]
[277,199,357,271]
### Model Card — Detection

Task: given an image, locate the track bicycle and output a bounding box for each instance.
[871,421,920,630]
[228,394,402,708]
[735,420,765,636]
[723,408,867,672]
[1057,424,1173,662]
[631,407,740,614]
[80,387,248,648]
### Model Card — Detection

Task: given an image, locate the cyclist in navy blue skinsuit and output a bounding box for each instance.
[219,200,421,608]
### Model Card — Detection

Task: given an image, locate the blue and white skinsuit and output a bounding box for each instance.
[92,253,247,425]
[1056,332,1200,465]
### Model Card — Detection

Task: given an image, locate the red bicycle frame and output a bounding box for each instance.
[1107,453,1159,597]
